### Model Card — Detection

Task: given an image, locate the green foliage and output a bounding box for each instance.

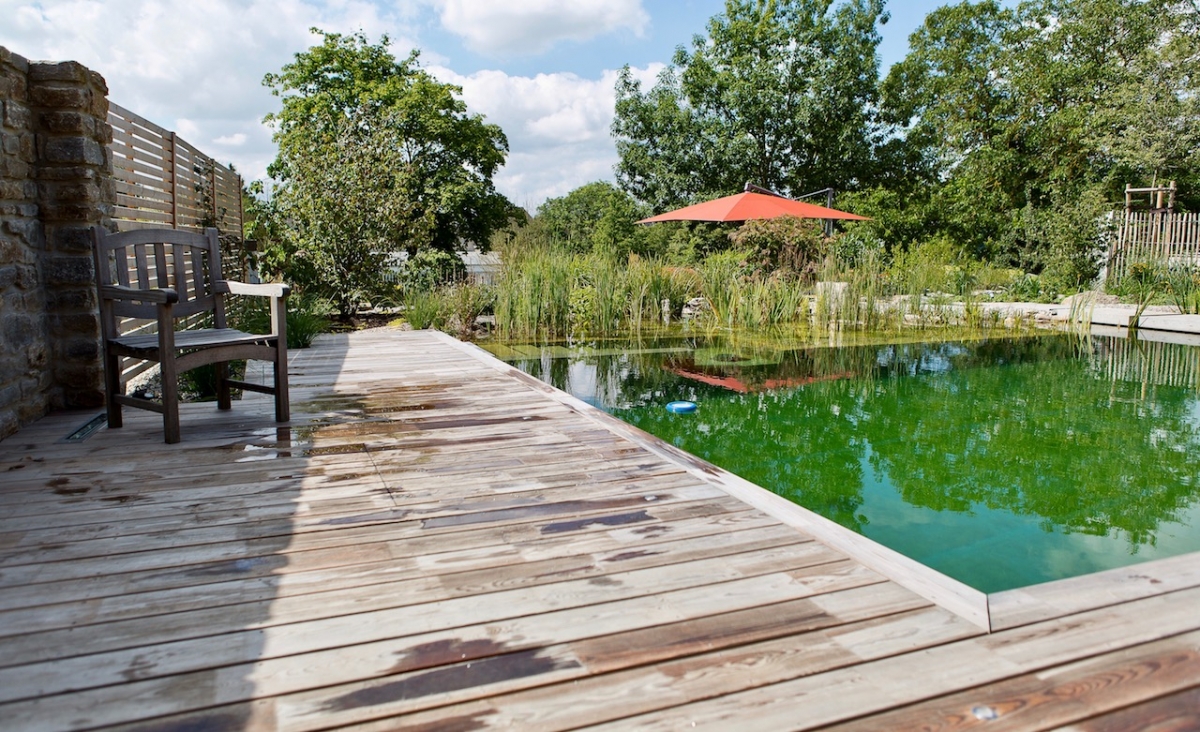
[398,249,467,294]
[494,248,574,337]
[882,0,1200,271]
[537,182,654,258]
[233,298,329,350]
[612,0,889,211]
[727,216,828,278]
[1165,265,1200,315]
[1008,187,1113,294]
[1116,261,1168,322]
[698,250,756,327]
[888,238,963,296]
[261,30,514,315]
[403,288,447,330]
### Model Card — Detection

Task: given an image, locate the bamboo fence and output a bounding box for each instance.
[1106,210,1200,283]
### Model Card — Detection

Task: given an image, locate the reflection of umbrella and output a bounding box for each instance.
[637,190,867,224]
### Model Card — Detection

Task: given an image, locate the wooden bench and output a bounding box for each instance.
[92,226,290,443]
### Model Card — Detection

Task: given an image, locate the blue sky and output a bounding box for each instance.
[2,0,963,209]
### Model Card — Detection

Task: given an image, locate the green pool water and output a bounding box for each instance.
[484,331,1200,593]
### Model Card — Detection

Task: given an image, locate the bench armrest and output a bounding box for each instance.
[100,285,179,304]
[219,280,291,298]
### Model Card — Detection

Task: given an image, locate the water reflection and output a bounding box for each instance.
[489,332,1200,591]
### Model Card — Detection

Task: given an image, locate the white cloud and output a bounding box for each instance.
[0,0,666,207]
[435,0,649,56]
[1,0,423,182]
[432,64,662,210]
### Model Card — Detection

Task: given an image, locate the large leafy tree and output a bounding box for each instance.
[612,0,890,212]
[263,30,514,313]
[882,0,1200,286]
[536,182,650,257]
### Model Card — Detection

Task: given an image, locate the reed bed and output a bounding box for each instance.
[484,245,1013,339]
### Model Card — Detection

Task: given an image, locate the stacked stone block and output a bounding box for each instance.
[0,46,110,439]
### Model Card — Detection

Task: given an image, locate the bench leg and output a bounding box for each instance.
[274,347,290,423]
[216,361,232,410]
[160,358,180,444]
[104,350,123,429]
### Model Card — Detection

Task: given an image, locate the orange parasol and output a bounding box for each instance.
[637,190,867,224]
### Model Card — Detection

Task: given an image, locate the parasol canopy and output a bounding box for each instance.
[637,191,867,224]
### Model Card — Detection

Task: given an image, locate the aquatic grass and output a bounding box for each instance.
[444,282,496,337]
[495,248,572,336]
[403,288,446,330]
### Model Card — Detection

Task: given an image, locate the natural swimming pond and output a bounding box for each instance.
[482,330,1200,593]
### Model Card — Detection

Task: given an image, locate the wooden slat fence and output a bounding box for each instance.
[1106,210,1200,283]
[108,102,243,238]
[106,103,251,387]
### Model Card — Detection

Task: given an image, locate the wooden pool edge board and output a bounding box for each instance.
[437,330,1200,634]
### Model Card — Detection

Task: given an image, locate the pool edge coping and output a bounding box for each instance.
[435,330,1200,633]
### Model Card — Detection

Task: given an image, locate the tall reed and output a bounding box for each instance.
[494,248,572,337]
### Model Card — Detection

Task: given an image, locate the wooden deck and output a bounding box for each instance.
[1,328,1198,731]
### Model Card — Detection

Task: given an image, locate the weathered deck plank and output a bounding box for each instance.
[0,328,1197,731]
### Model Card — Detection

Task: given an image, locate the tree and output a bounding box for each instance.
[262,30,514,314]
[612,0,890,212]
[536,182,650,257]
[883,0,1200,286]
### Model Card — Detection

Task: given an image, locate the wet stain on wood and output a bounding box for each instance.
[542,510,654,535]
[632,524,671,536]
[324,649,580,711]
[306,443,368,456]
[121,653,157,681]
[101,494,147,504]
[424,495,665,530]
[181,556,275,577]
[52,484,91,496]
[407,415,549,431]
[318,510,408,526]
[389,638,511,675]
[604,549,662,563]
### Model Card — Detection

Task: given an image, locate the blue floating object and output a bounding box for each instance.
[666,401,697,414]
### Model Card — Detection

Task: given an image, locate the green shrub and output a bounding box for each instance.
[404,288,447,330]
[444,283,496,335]
[1165,265,1200,314]
[180,361,245,400]
[399,249,466,294]
[728,216,827,278]
[888,237,960,296]
[233,297,328,349]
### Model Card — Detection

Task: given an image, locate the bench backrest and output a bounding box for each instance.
[92,227,227,336]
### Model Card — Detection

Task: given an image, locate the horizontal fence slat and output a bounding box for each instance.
[115,192,174,214]
[108,102,242,239]
[113,205,176,225]
[114,179,173,204]
[110,156,171,186]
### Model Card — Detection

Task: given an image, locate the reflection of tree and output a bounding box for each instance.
[511,332,1200,547]
[619,384,871,532]
[862,351,1200,544]
[616,335,1200,546]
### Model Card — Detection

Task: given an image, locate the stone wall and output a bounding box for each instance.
[0,46,110,439]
